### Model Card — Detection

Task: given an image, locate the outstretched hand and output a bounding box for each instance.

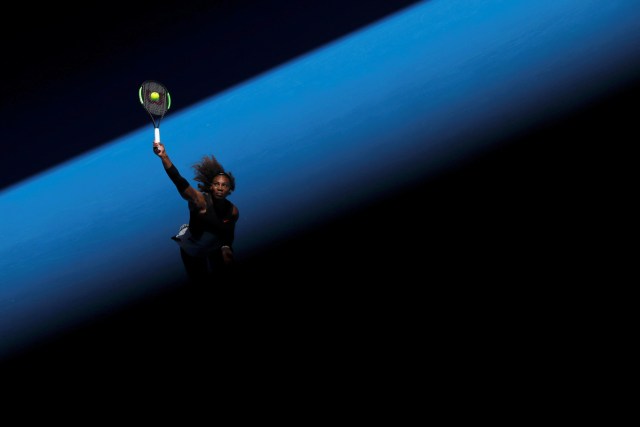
[153,142,166,157]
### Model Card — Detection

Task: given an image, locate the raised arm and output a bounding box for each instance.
[153,142,207,213]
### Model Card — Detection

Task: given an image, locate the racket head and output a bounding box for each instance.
[139,80,171,118]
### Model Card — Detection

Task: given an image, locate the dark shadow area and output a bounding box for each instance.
[1,0,422,191]
[3,74,633,376]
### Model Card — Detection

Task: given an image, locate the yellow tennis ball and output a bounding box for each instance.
[150,91,160,101]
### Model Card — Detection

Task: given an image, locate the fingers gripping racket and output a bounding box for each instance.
[138,80,171,143]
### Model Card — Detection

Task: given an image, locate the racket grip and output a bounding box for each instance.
[154,127,161,143]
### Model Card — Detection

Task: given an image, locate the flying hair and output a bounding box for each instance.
[192,154,236,193]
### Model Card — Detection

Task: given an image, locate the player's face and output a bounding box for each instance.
[211,175,231,199]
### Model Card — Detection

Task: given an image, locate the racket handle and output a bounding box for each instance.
[154,127,161,143]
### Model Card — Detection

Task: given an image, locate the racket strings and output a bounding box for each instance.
[140,81,169,116]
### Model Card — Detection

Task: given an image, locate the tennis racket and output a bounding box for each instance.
[138,80,171,143]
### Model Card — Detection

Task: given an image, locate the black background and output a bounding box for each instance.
[2,0,633,384]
